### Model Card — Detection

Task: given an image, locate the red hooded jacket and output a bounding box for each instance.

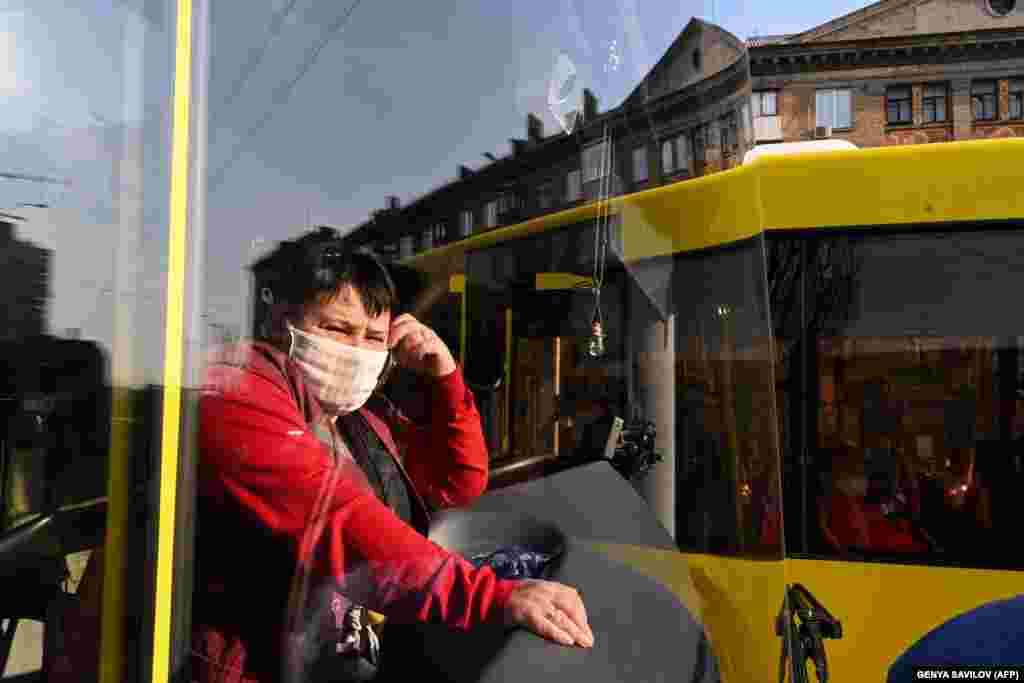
[189,342,516,682]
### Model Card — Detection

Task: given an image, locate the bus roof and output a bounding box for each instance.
[404,138,1022,269]
[742,140,859,164]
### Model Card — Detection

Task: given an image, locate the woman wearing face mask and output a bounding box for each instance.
[190,241,594,683]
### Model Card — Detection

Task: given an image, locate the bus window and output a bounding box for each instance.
[668,237,784,559]
[772,228,1024,569]
[464,224,628,468]
[0,1,179,679]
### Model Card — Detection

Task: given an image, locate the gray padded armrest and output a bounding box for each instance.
[468,461,676,551]
[406,462,719,683]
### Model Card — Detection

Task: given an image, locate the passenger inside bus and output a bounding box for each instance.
[187,241,594,683]
[817,445,933,555]
[51,242,593,683]
[818,445,872,553]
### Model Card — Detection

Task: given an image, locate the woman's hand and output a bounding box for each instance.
[503,579,595,648]
[388,314,457,378]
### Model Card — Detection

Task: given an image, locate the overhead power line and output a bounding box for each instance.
[0,171,71,186]
[217,0,301,113]
[208,0,365,193]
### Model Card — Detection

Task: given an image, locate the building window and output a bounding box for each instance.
[661,134,689,175]
[1010,79,1024,120]
[582,141,610,183]
[399,235,416,260]
[886,86,913,125]
[752,90,778,117]
[750,92,781,142]
[497,193,519,215]
[566,169,582,202]
[537,180,555,210]
[693,125,707,161]
[816,88,853,129]
[434,222,447,244]
[720,112,739,156]
[632,145,648,183]
[740,101,754,145]
[972,81,998,121]
[484,200,498,228]
[459,210,473,237]
[922,83,948,123]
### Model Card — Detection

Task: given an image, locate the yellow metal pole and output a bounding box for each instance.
[151,1,194,681]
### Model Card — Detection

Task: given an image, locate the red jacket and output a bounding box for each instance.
[191,342,514,683]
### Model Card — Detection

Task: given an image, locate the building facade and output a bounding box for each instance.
[343,0,1024,259]
[749,0,1024,147]
[346,18,754,259]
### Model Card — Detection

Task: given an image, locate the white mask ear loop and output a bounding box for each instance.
[286,321,301,357]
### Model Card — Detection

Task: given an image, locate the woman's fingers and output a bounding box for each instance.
[504,580,594,648]
[552,586,592,642]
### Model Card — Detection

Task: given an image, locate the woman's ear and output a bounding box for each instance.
[266,302,301,344]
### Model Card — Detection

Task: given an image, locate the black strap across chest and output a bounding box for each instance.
[335,412,415,528]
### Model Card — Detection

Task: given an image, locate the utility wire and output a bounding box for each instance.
[208,0,364,192]
[216,0,301,114]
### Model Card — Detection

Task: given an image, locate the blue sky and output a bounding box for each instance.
[0,0,872,383]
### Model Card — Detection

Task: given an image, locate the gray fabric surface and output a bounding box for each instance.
[407,462,719,683]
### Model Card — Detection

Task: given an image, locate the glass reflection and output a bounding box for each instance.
[773,229,1024,569]
[672,239,783,559]
[0,1,175,680]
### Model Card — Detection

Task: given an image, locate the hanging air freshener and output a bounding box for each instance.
[588,319,606,358]
[585,123,612,359]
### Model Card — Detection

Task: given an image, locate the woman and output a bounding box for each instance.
[191,240,593,682]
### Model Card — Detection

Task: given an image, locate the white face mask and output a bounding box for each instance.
[287,323,389,415]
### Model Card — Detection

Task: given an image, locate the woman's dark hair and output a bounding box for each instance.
[270,238,396,316]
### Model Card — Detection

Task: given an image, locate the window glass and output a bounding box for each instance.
[835,89,853,128]
[772,229,1024,569]
[673,238,783,558]
[972,81,998,120]
[1010,79,1024,120]
[923,84,948,123]
[816,90,834,128]
[188,3,768,681]
[633,145,649,183]
[887,86,913,124]
[460,210,475,237]
[485,200,498,228]
[465,222,628,463]
[0,1,179,678]
[720,112,739,154]
[818,89,852,128]
[675,135,690,173]
[582,141,610,183]
[662,138,676,174]
[566,169,583,202]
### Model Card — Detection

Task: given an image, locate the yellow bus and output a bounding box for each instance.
[391,136,1024,682]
